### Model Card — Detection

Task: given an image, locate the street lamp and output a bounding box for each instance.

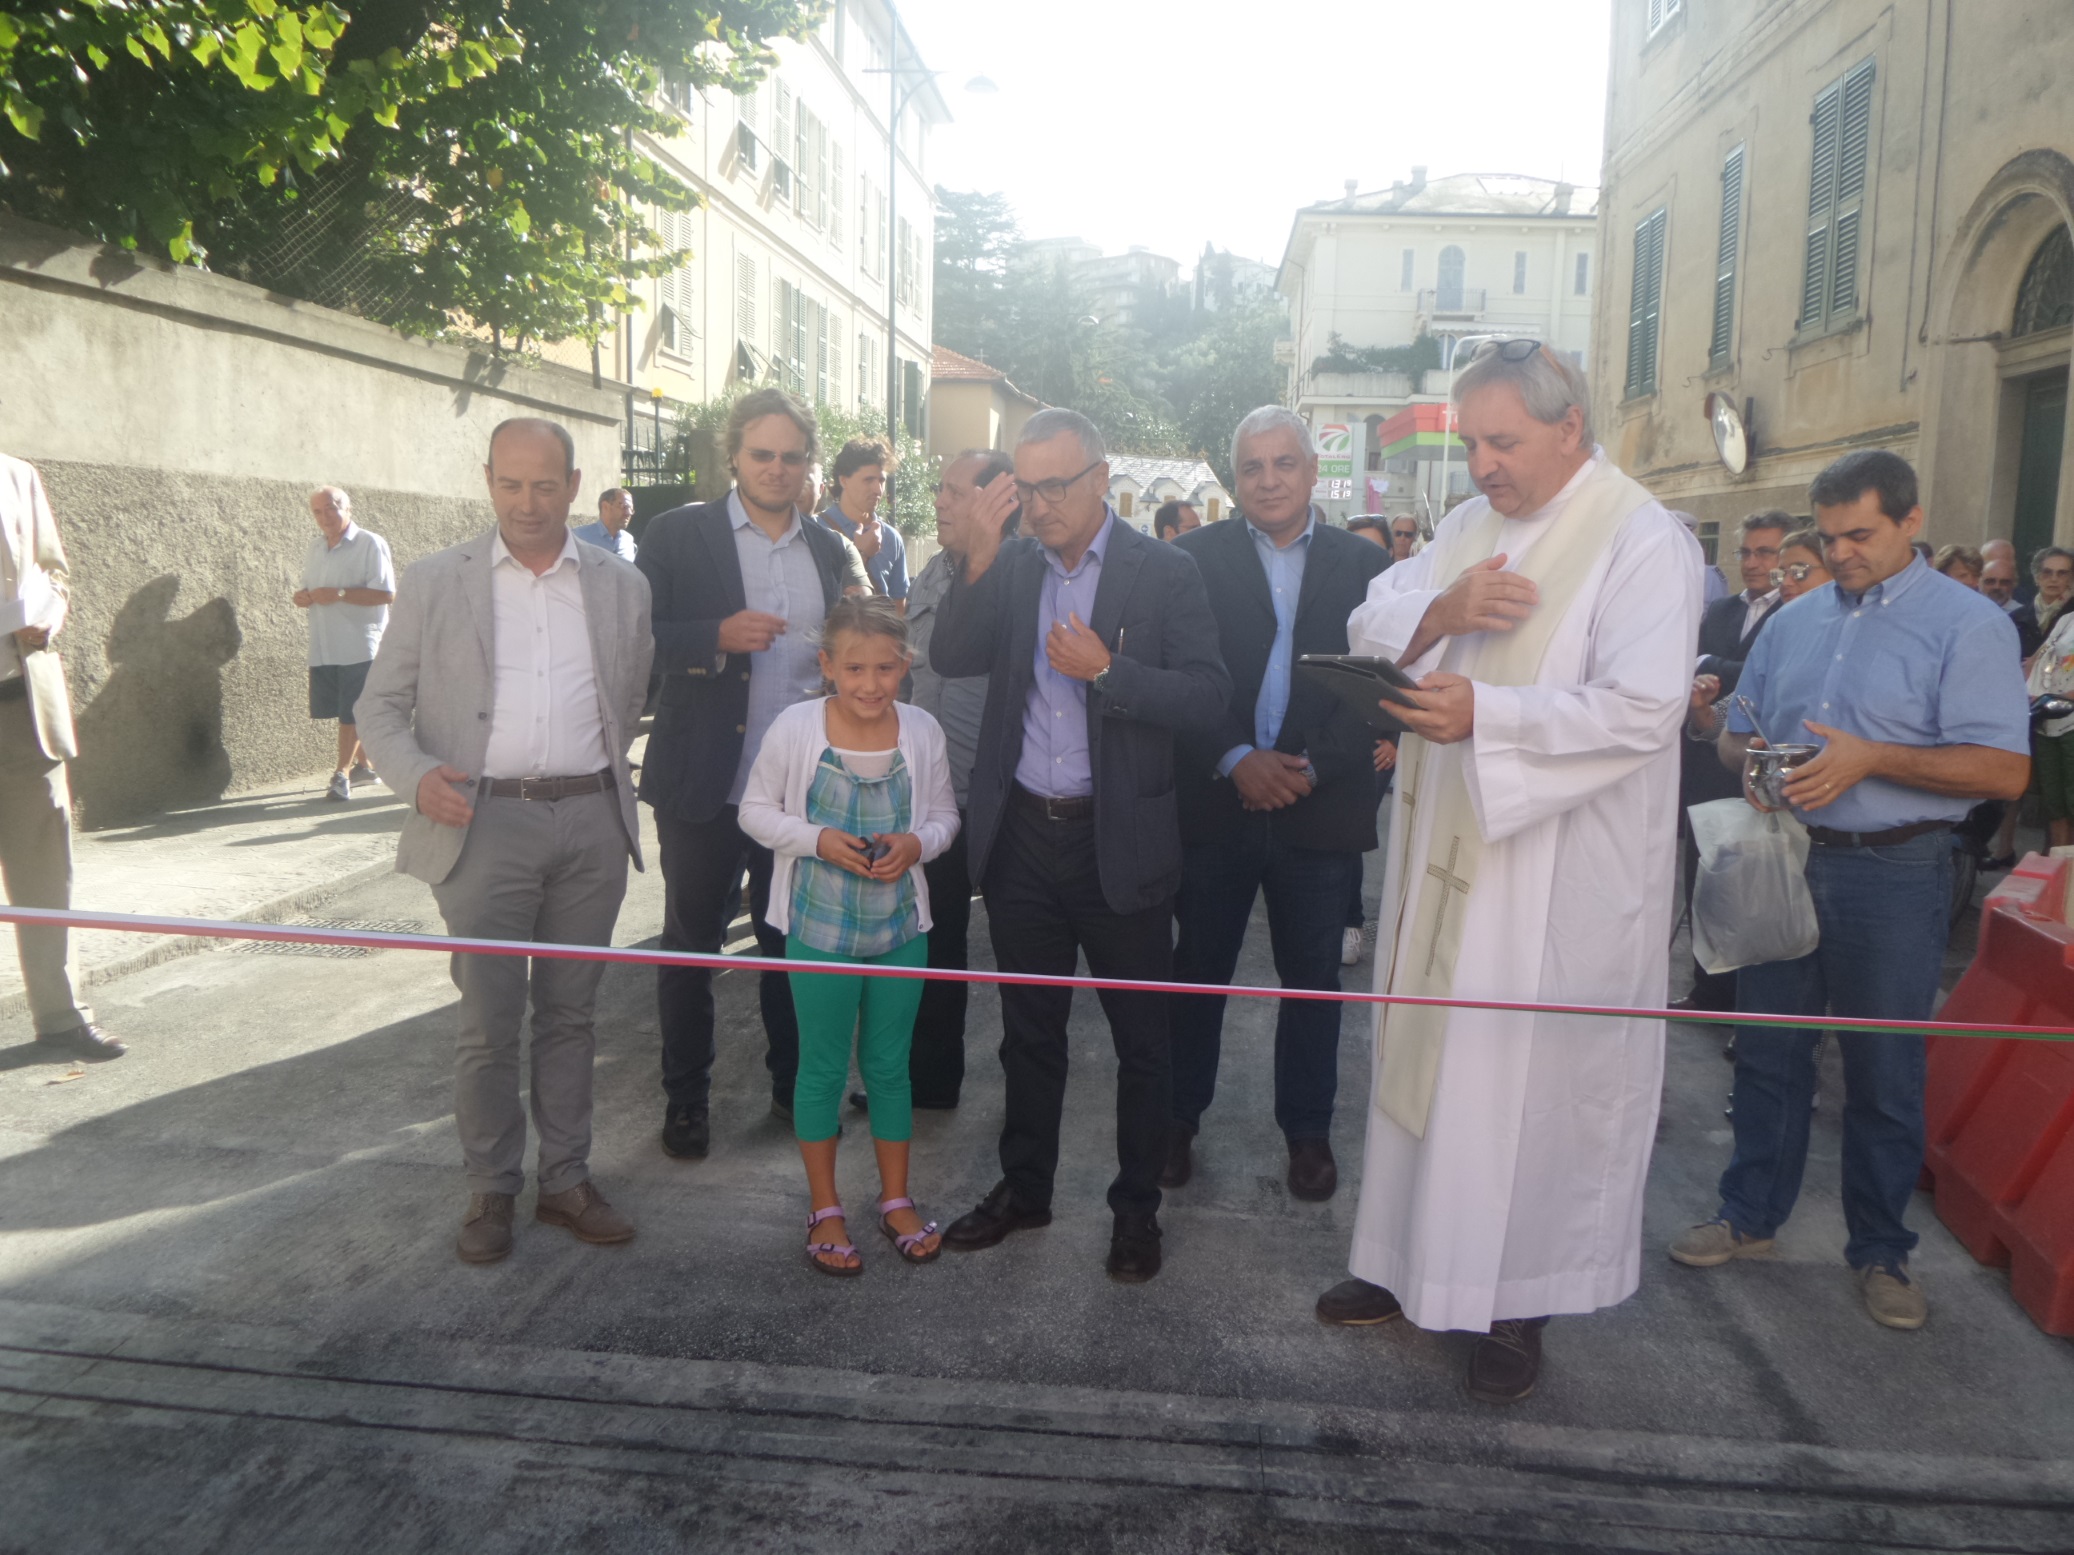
[869,5,994,509]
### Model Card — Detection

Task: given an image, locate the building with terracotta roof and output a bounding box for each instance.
[929,345,1043,458]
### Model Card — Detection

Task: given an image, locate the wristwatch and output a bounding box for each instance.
[1090,663,1114,696]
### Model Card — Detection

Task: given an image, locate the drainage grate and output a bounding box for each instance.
[234,918,428,958]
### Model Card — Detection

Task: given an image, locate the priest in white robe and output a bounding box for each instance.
[1317,341,1701,1404]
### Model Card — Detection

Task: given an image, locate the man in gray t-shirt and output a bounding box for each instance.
[296,486,396,800]
[898,448,1012,1108]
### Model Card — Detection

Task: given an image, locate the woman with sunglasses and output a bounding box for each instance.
[1771,529,1831,603]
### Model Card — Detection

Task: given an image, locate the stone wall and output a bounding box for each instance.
[0,215,625,826]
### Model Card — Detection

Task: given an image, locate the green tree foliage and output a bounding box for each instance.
[933,184,1284,475]
[1309,330,1439,378]
[0,0,818,343]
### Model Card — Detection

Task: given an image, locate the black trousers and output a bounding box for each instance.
[655,806,798,1110]
[911,811,972,1108]
[983,798,1173,1219]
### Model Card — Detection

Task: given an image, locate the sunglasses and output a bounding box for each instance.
[741,447,810,468]
[1472,337,1555,366]
[1769,562,1819,584]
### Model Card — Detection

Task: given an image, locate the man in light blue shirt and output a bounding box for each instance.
[817,436,909,601]
[571,487,637,563]
[297,486,396,800]
[1673,450,2030,1333]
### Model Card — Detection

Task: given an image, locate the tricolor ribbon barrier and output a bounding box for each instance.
[4,903,2074,1043]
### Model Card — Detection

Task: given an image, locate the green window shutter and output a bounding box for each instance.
[1710,145,1745,363]
[1625,207,1666,397]
[1800,77,1841,328]
[1829,59,1876,317]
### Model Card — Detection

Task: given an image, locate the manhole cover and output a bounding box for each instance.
[235,918,428,958]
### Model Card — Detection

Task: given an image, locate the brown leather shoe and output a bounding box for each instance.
[1467,1317,1548,1404]
[535,1180,635,1244]
[457,1191,515,1264]
[1160,1123,1196,1189]
[1287,1138,1338,1201]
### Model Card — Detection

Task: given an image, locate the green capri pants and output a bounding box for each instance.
[786,933,928,1143]
[2037,729,2074,824]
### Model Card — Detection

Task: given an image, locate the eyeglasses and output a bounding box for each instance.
[1735,546,1782,561]
[742,447,810,468]
[1472,337,1554,365]
[1013,459,1103,506]
[1769,563,1818,584]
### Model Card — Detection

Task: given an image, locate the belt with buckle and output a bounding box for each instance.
[480,769,616,801]
[1010,783,1094,822]
[1804,818,1951,849]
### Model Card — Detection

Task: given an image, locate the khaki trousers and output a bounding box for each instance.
[430,787,629,1197]
[0,696,89,1035]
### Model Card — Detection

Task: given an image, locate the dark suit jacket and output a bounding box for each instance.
[1682,591,1777,810]
[637,495,861,825]
[1171,518,1390,854]
[2011,602,2047,660]
[930,517,1232,914]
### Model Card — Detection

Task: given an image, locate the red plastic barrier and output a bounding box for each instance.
[1924,854,2074,1335]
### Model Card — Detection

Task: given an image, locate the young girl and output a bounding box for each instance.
[738,595,961,1276]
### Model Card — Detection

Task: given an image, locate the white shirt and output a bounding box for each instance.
[1740,586,1781,639]
[481,529,610,780]
[300,522,396,667]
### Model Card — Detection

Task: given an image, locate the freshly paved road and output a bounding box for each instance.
[2,801,2070,1552]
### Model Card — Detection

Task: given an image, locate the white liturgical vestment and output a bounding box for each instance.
[1345,454,1701,1332]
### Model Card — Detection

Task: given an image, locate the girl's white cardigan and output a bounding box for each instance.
[736,698,961,937]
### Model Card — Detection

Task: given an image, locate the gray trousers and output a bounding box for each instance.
[431,788,629,1197]
[0,697,90,1036]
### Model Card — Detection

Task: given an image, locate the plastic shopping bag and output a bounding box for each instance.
[1688,798,1819,975]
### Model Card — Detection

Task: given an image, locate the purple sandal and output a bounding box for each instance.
[878,1196,942,1264]
[805,1205,862,1278]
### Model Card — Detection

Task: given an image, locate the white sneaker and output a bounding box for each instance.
[1341,927,1363,966]
[326,771,352,802]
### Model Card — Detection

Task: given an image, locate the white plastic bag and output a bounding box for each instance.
[1688,798,1819,975]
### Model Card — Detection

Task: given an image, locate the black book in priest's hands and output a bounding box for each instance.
[1294,653,1422,735]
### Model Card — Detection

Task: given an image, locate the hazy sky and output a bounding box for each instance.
[896,0,1612,272]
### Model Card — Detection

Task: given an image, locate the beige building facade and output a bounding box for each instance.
[1595,0,2074,560]
[927,346,1041,460]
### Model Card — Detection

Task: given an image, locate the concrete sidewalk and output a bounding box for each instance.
[0,771,409,1020]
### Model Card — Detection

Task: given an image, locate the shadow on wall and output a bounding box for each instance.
[71,575,242,828]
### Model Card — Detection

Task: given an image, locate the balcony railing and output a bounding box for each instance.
[1417,287,1487,316]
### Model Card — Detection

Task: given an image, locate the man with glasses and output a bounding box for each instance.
[1674,509,1791,1014]
[1389,516,1421,564]
[635,388,869,1159]
[930,408,1230,1282]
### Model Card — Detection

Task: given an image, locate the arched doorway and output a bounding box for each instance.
[1922,151,2074,551]
[2012,227,2073,560]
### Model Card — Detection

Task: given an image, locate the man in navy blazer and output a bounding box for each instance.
[929,409,1230,1282]
[1167,408,1391,1203]
[636,389,867,1157]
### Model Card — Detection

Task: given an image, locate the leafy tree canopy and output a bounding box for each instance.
[0,0,820,343]
[1309,330,1439,378]
[933,183,1287,481]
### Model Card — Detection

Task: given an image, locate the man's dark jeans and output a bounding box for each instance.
[655,806,798,1111]
[1170,817,1362,1143]
[911,813,972,1108]
[1716,829,1950,1269]
[983,799,1173,1219]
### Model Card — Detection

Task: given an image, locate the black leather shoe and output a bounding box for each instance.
[35,1023,125,1062]
[1315,1278,1402,1326]
[1106,1212,1162,1283]
[1287,1138,1337,1201]
[1159,1123,1196,1189]
[661,1103,709,1159]
[848,1091,870,1112]
[943,1179,1052,1250]
[770,1094,794,1123]
[1467,1317,1548,1404]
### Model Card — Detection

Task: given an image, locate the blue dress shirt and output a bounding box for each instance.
[1218,512,1315,776]
[1015,509,1116,798]
[1727,557,2029,831]
[570,520,637,563]
[817,506,908,600]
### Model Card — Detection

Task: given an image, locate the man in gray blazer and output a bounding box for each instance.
[357,418,654,1264]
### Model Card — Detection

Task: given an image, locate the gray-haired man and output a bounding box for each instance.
[295,486,395,800]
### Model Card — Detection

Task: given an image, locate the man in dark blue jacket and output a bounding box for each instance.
[930,408,1230,1282]
[1167,408,1391,1202]
[636,389,866,1159]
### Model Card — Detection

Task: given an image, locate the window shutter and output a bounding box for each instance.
[829,141,844,247]
[1710,144,1744,363]
[1625,207,1666,397]
[737,252,758,347]
[1400,248,1414,291]
[1830,60,1875,316]
[1647,0,1665,33]
[1800,78,1841,328]
[1575,251,1590,295]
[773,83,794,204]
[1513,251,1527,294]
